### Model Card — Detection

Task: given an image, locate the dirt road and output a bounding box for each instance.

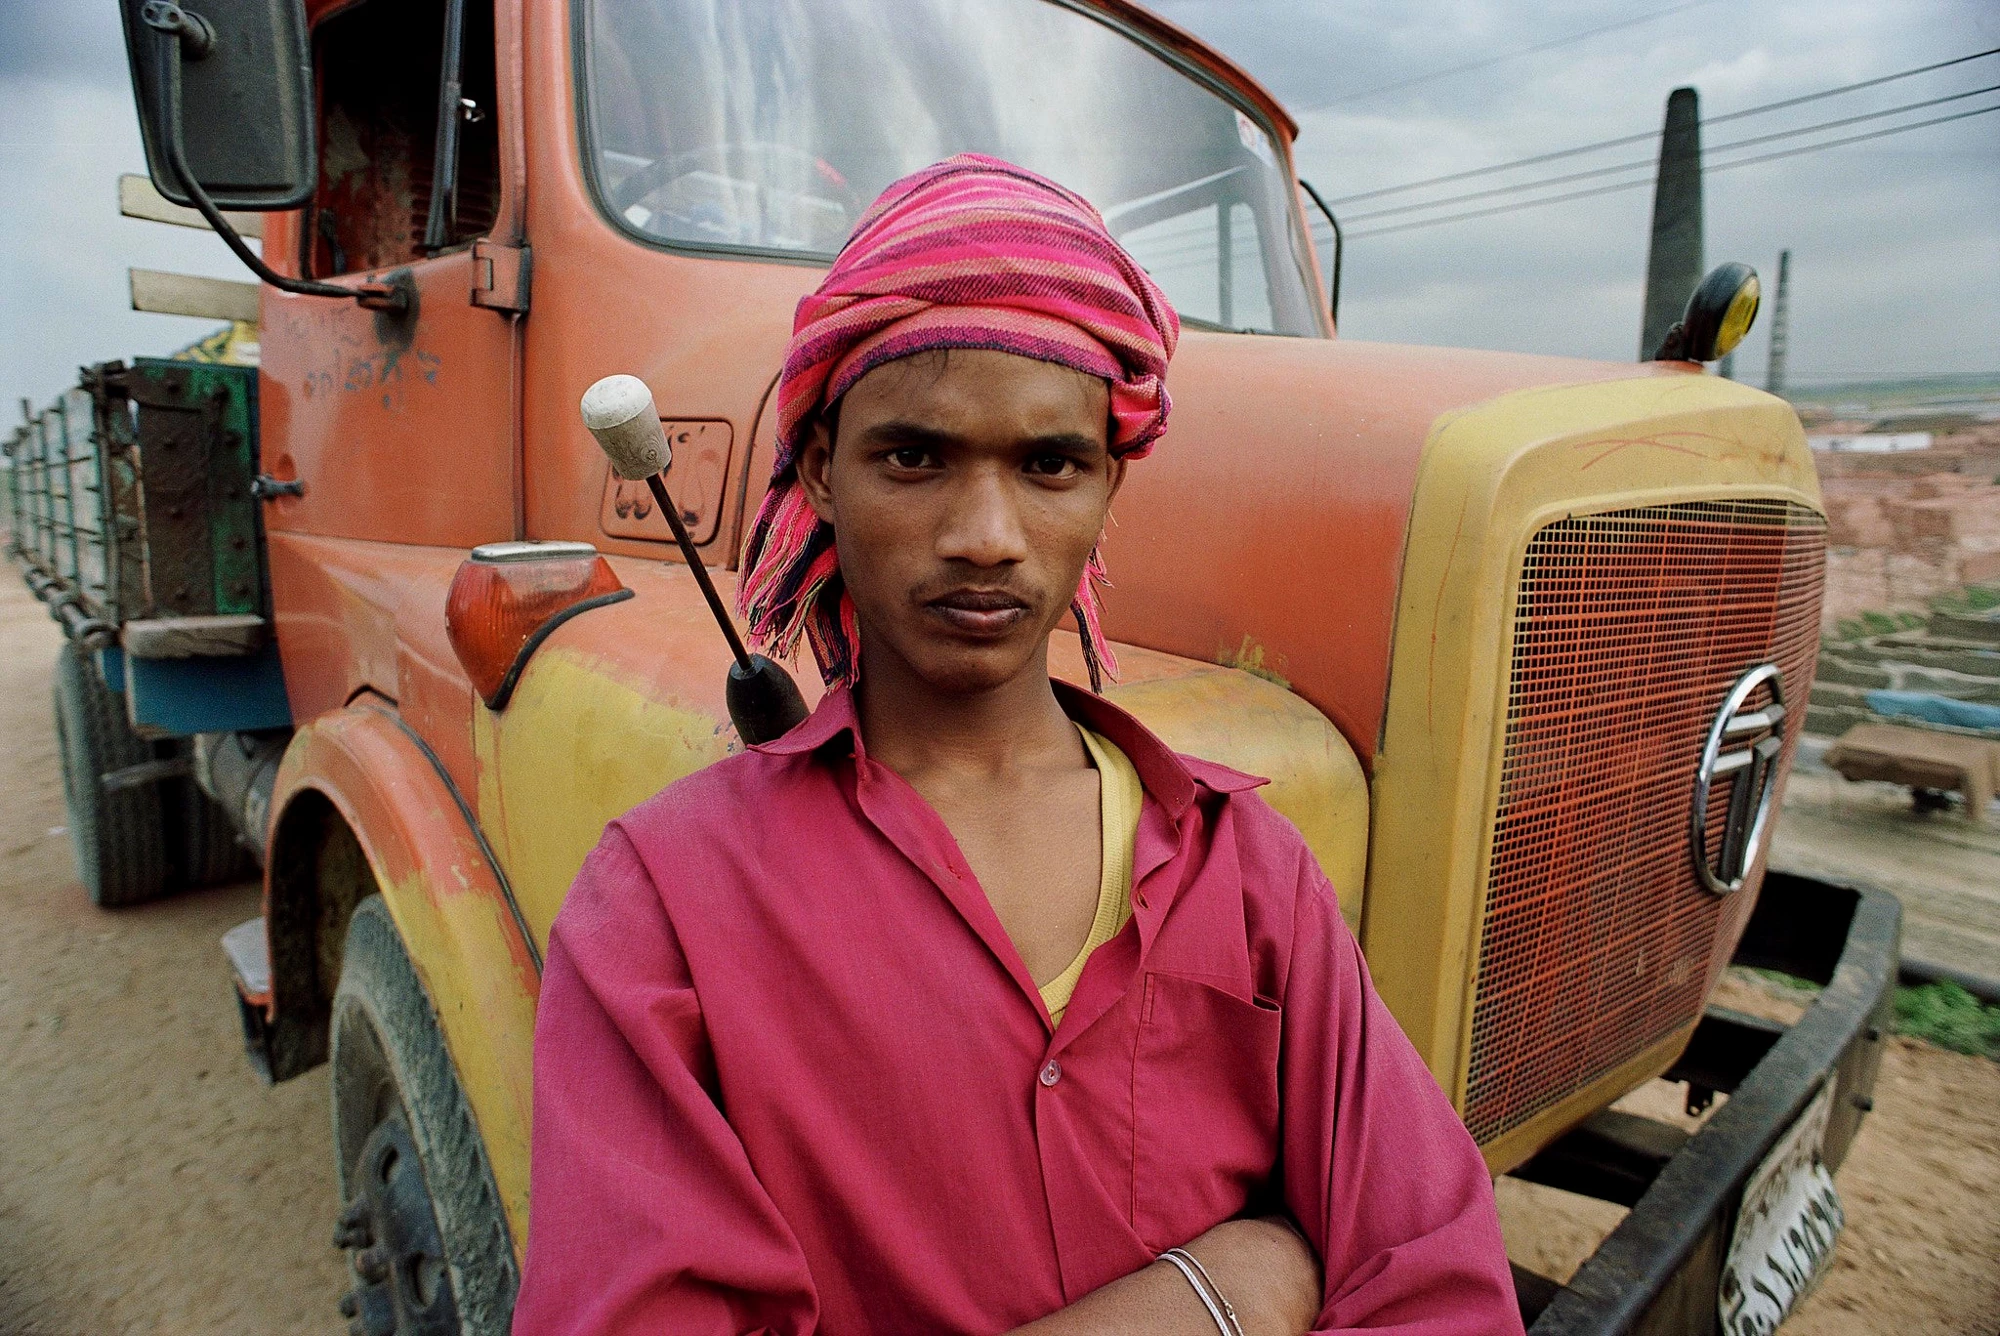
[0,570,1994,1332]
[0,581,346,1333]
[1499,998,2000,1333]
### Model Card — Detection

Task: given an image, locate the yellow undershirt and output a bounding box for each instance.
[1038,725,1143,1027]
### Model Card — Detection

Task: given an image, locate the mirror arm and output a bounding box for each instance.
[144,6,409,314]
[140,0,213,56]
[1298,178,1342,328]
[1651,321,1690,362]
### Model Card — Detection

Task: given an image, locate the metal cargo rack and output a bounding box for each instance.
[7,366,133,646]
[6,358,289,738]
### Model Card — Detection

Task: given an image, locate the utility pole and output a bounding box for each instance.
[1765,249,1792,395]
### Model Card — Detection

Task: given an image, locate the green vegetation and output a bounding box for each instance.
[1746,967,1822,1002]
[1931,585,2000,614]
[1829,586,2000,645]
[1894,981,2000,1059]
[1860,610,1902,637]
[1738,969,2000,1061]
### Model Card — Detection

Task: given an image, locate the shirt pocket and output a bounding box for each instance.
[1130,971,1284,1251]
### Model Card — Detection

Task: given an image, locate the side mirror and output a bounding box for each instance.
[120,0,315,212]
[118,0,408,313]
[1652,262,1760,364]
[1298,179,1343,327]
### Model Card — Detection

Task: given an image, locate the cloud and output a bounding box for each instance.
[0,3,131,86]
[1162,0,2000,379]
[1,72,255,413]
[0,0,1994,422]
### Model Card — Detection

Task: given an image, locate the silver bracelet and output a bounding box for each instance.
[1158,1248,1242,1336]
[1165,1247,1245,1336]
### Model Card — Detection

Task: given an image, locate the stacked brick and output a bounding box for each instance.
[1810,601,2000,739]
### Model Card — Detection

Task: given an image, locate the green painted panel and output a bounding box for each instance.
[128,359,263,618]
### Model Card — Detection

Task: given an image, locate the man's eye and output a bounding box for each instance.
[1027,455,1079,478]
[887,447,936,470]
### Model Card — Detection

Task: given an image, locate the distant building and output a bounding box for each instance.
[1806,432,1933,454]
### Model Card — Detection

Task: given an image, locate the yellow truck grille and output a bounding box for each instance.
[1463,499,1826,1145]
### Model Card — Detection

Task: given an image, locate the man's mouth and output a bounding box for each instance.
[925,588,1032,638]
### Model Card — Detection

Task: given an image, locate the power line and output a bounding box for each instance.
[1782,370,2000,383]
[1706,102,2000,175]
[1701,48,2000,126]
[1345,101,2000,239]
[1342,82,2000,226]
[1326,46,2000,206]
[1304,1,1721,109]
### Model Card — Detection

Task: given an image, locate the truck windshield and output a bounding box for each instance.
[579,0,1322,336]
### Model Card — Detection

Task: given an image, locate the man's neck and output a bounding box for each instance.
[854,640,1084,784]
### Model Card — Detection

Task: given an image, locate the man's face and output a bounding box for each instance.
[797,348,1123,696]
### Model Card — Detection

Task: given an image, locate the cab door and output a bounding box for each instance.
[259,0,520,550]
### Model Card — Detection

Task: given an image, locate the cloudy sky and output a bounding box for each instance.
[1156,0,1999,387]
[3,0,1995,418]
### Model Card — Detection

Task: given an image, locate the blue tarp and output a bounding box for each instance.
[1864,689,2000,734]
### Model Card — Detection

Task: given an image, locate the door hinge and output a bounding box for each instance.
[471,240,530,314]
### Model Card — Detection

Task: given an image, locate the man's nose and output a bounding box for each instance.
[935,466,1028,568]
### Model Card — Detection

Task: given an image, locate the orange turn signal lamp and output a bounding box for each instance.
[445,541,630,710]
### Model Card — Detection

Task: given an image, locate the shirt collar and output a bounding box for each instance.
[751,677,1266,817]
[752,682,861,758]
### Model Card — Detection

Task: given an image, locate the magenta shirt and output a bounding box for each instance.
[512,684,1522,1335]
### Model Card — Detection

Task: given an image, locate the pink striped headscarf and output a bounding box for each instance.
[737,153,1180,691]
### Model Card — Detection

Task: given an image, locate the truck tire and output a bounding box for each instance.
[51,643,169,907]
[330,895,518,1336]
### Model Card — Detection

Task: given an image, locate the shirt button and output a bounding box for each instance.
[1039,1059,1062,1087]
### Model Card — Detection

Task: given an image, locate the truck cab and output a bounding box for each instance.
[7,0,1894,1331]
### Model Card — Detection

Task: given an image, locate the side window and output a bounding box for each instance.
[1116,199,1274,332]
[1225,202,1273,332]
[304,0,499,278]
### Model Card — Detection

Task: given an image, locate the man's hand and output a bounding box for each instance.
[1008,1217,1322,1336]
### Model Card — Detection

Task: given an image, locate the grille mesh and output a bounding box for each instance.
[1463,500,1825,1145]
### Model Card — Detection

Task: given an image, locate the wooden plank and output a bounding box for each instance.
[122,614,267,659]
[118,174,263,239]
[129,269,260,324]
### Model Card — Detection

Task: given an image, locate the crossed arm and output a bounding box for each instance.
[1009,1217,1322,1336]
[1020,858,1525,1336]
[510,829,1520,1335]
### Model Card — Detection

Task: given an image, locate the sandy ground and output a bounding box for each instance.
[0,571,1994,1332]
[0,581,347,1333]
[1774,746,2000,984]
[1499,970,2000,1334]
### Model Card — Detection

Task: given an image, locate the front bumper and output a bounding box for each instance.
[1515,871,1901,1335]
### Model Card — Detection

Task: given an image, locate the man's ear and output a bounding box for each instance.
[1105,454,1129,506]
[797,417,837,524]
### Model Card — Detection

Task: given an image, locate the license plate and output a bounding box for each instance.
[1718,1082,1845,1335]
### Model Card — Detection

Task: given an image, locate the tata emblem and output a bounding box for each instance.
[1691,663,1787,895]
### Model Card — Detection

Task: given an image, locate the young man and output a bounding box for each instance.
[513,156,1522,1335]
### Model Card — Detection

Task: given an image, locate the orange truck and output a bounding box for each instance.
[5,0,1898,1331]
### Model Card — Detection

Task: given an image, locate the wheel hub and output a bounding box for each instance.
[335,1113,460,1336]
